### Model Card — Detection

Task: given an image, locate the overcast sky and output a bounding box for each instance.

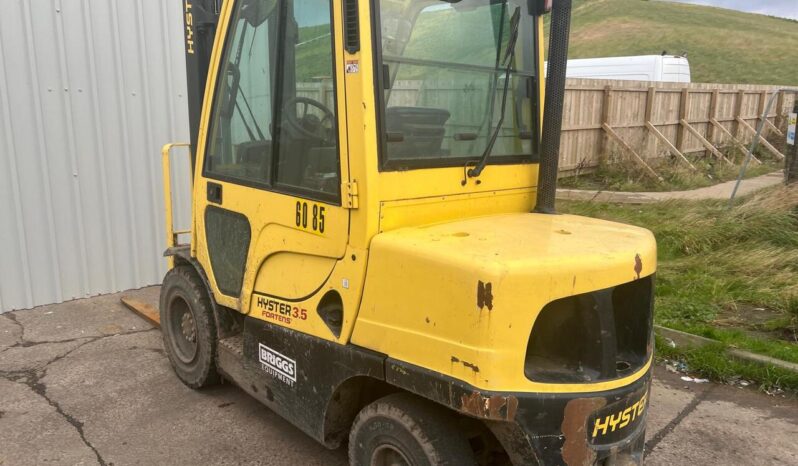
[667,0,798,20]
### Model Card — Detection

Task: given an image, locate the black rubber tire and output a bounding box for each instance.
[349,393,477,466]
[159,265,220,389]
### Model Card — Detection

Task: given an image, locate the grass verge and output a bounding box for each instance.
[561,185,798,390]
[656,337,798,393]
[559,146,782,192]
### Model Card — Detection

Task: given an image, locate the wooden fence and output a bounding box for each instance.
[298,78,797,174]
[560,78,796,175]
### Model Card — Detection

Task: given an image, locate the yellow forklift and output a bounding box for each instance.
[160,0,656,464]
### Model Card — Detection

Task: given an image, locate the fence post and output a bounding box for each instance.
[676,88,689,151]
[644,87,655,122]
[733,90,745,140]
[776,90,786,129]
[645,87,656,154]
[758,90,768,136]
[707,89,719,149]
[320,77,333,109]
[599,85,612,158]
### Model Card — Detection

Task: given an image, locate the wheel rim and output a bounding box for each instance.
[168,295,198,364]
[370,445,410,466]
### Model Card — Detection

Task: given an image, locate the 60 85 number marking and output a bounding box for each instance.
[295,201,325,234]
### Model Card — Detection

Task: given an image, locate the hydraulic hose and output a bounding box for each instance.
[534,0,573,214]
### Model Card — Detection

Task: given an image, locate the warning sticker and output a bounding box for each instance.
[787,113,796,146]
[345,60,359,74]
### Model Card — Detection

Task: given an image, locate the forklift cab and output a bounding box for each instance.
[186,0,551,335]
[204,0,541,190]
[160,1,655,464]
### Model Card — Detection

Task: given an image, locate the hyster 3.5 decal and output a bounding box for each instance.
[255,295,309,325]
[258,343,297,387]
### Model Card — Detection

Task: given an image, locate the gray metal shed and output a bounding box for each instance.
[0,0,193,312]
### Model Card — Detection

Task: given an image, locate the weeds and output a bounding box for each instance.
[560,145,782,193]
[562,185,798,388]
[656,338,798,393]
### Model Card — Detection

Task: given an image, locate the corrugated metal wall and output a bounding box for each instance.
[0,0,193,313]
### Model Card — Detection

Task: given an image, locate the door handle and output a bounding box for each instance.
[207,182,223,204]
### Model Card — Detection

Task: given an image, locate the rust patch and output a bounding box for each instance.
[120,297,160,327]
[561,398,606,466]
[459,392,519,421]
[462,361,480,373]
[634,254,643,280]
[477,281,494,310]
[450,356,480,373]
[506,396,519,421]
[460,392,483,417]
[487,396,505,418]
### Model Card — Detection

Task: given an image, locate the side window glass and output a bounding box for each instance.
[274,0,340,199]
[205,2,278,186]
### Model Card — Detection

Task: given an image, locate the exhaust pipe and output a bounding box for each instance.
[534,0,573,214]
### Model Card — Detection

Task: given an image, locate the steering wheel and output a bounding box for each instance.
[283,97,335,143]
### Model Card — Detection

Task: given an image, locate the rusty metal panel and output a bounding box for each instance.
[0,0,192,312]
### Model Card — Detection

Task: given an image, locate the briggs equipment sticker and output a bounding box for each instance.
[258,343,297,387]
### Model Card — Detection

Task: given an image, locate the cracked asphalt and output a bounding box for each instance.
[1,287,797,465]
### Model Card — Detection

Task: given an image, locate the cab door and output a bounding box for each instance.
[193,0,350,326]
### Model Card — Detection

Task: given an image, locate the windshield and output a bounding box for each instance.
[376,0,539,169]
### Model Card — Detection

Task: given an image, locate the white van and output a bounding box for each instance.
[548,55,692,83]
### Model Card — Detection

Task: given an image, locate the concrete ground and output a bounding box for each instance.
[1,288,797,466]
[557,170,785,204]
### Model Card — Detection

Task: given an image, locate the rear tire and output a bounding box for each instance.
[160,265,220,389]
[349,393,477,466]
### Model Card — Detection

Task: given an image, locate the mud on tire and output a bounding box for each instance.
[349,392,477,466]
[160,265,220,389]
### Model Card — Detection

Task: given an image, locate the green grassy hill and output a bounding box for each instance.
[294,0,798,86]
[560,0,798,86]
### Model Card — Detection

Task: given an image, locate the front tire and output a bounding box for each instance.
[160,265,220,389]
[349,393,477,466]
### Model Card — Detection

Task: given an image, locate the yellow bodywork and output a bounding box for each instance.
[162,0,657,397]
[352,213,655,393]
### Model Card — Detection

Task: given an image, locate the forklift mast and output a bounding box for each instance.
[182,0,222,167]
